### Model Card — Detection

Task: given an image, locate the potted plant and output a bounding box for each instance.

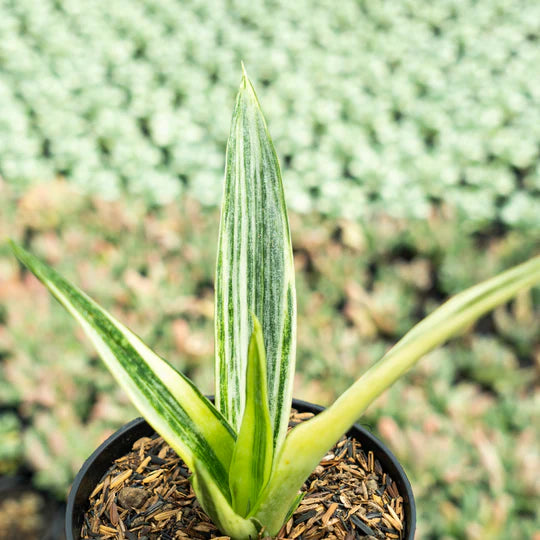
[10,66,540,539]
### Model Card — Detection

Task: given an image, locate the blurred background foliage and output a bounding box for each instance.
[0,0,539,539]
[1,0,540,226]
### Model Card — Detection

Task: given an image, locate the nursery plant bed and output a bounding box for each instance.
[66,400,415,540]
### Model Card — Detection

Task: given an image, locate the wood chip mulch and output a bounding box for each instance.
[81,410,405,540]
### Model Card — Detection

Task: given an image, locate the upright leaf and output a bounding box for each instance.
[10,241,236,499]
[215,66,296,451]
[228,315,273,517]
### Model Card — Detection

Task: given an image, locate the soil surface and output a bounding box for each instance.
[81,410,406,539]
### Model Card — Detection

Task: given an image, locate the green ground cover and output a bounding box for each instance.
[1,0,540,227]
[1,180,539,538]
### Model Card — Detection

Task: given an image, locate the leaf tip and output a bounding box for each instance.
[240,60,248,81]
[7,238,23,259]
[249,309,261,332]
[238,63,258,104]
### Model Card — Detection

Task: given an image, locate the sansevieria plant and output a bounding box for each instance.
[10,67,540,539]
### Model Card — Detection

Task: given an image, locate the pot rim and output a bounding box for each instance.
[66,398,416,538]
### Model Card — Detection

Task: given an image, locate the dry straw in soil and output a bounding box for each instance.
[81,410,405,540]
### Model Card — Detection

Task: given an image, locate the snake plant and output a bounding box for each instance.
[10,67,540,539]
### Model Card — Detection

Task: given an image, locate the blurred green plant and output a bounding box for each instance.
[1,182,539,537]
[0,412,23,474]
[6,73,538,537]
[1,0,540,228]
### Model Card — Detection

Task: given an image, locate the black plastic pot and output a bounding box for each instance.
[66,399,416,539]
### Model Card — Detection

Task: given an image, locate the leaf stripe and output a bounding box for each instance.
[215,70,296,451]
[273,284,295,446]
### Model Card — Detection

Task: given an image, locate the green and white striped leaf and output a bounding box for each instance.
[10,241,236,499]
[215,66,296,451]
[229,315,273,517]
[253,255,540,535]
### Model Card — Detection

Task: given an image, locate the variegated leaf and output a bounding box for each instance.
[215,66,296,451]
[10,241,235,499]
[229,315,273,517]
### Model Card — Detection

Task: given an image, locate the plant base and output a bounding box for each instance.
[67,401,415,539]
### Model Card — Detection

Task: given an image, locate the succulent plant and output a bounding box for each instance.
[9,68,540,539]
